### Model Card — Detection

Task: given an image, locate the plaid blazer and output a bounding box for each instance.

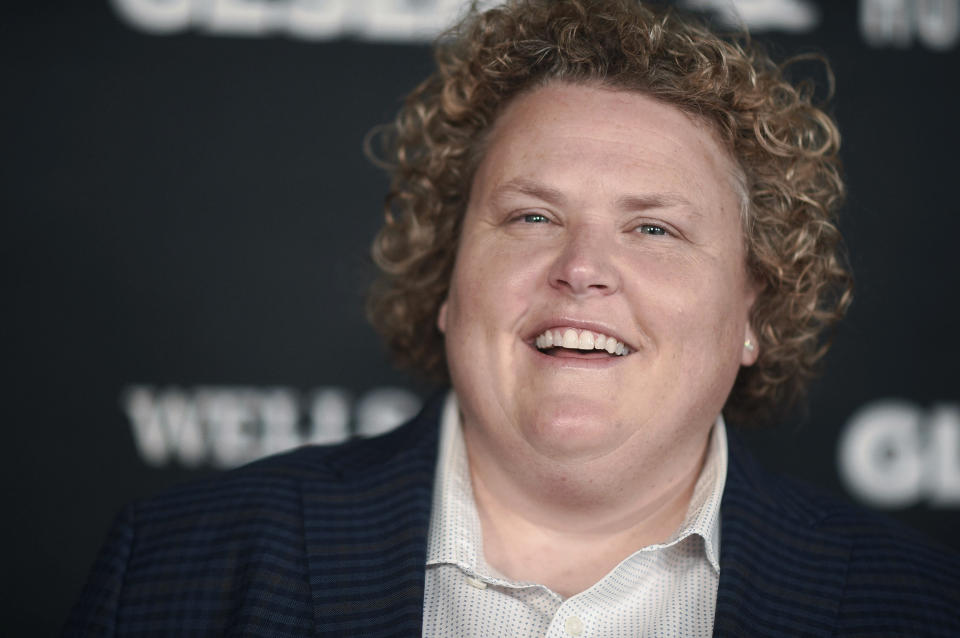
[66,395,960,637]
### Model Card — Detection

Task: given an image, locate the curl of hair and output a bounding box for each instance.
[367,0,852,424]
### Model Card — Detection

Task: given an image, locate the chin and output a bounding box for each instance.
[520,398,630,461]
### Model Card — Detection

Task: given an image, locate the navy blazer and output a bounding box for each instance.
[67,396,960,636]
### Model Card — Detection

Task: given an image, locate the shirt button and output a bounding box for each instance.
[564,616,584,636]
[466,576,487,590]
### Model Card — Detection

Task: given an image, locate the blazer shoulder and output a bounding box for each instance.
[806,484,960,635]
[722,435,960,636]
[130,438,352,521]
[133,389,445,519]
[766,465,959,565]
[735,439,960,573]
[65,396,444,637]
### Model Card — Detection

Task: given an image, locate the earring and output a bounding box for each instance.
[744,339,755,352]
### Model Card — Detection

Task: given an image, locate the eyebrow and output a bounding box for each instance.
[615,193,701,218]
[490,177,701,218]
[490,178,568,208]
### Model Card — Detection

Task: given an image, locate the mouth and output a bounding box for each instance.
[533,327,632,358]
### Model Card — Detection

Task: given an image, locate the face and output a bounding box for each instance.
[439,82,758,471]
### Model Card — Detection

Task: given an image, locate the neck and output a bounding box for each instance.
[463,423,711,596]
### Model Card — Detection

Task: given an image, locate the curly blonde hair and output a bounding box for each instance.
[367,0,852,423]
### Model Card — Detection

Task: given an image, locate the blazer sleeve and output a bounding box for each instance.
[63,504,136,637]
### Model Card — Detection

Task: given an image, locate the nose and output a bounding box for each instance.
[548,227,621,297]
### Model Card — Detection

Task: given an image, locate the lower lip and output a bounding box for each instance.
[529,345,628,368]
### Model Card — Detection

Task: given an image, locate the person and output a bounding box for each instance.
[67,0,959,636]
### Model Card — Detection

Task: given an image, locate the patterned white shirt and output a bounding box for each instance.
[423,392,728,638]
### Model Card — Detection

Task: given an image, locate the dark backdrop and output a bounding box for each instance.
[4,1,959,634]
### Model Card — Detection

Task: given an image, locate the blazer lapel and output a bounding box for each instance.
[300,395,443,636]
[713,434,851,637]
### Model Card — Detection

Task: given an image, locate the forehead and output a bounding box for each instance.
[471,82,744,216]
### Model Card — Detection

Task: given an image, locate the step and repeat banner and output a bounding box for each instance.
[5,0,959,633]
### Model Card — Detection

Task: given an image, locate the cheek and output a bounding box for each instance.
[451,240,547,318]
[627,253,749,341]
[443,254,510,340]
[624,252,704,313]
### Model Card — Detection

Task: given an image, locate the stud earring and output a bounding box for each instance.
[744,339,755,352]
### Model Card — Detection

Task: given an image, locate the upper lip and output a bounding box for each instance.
[524,317,635,350]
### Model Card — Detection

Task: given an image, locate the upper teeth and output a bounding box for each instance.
[534,328,630,355]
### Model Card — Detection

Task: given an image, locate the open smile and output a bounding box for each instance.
[534,327,632,357]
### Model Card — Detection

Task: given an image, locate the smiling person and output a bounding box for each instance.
[67,1,960,637]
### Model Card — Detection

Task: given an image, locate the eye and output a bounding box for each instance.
[637,223,668,236]
[521,213,551,224]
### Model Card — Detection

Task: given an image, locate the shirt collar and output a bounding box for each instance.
[426,392,488,574]
[425,391,727,576]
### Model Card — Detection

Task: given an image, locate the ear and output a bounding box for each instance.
[740,274,761,366]
[437,299,448,334]
[741,323,758,366]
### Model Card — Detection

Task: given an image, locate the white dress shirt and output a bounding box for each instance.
[423,392,728,637]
